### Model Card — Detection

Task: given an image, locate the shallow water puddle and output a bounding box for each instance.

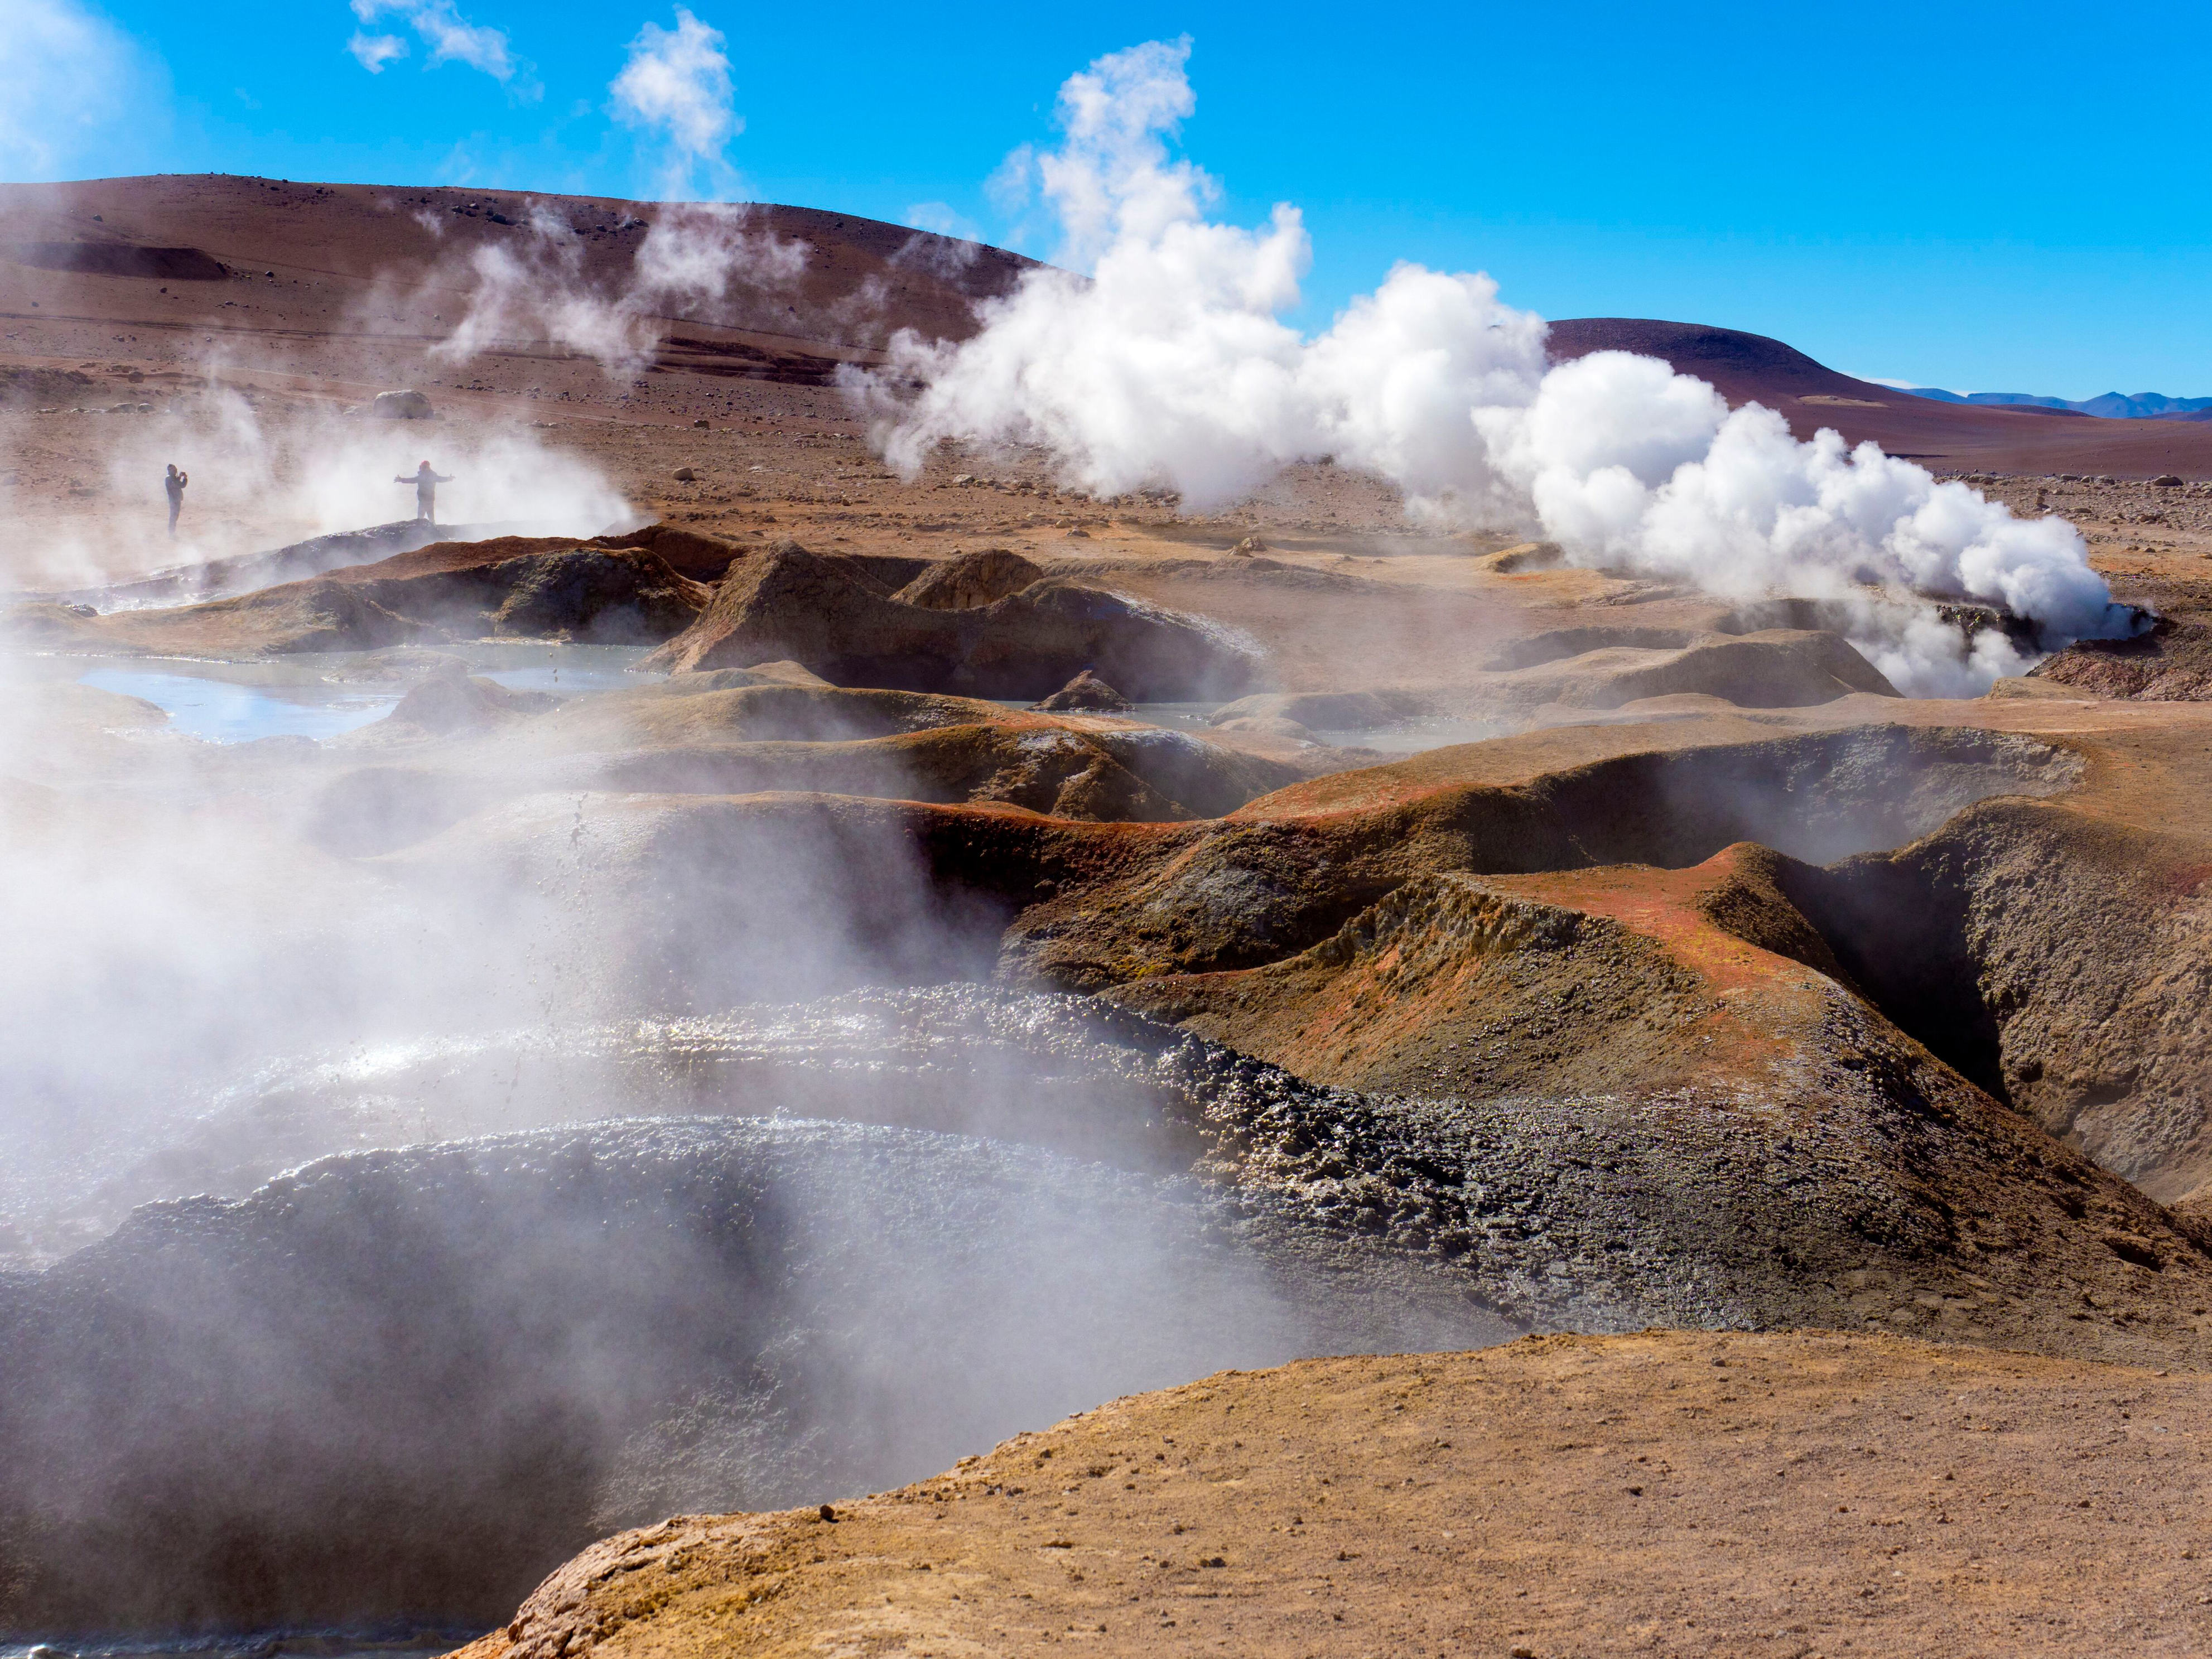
[79,668,399,743]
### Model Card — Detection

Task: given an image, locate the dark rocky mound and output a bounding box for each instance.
[384,660,557,735]
[642,539,1256,699]
[73,543,711,655]
[1034,668,1134,711]
[5,241,227,280]
[2029,615,2212,700]
[894,547,1045,610]
[0,366,95,408]
[0,1105,1492,1634]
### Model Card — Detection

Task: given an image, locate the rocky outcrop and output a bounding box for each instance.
[1034,668,1134,711]
[893,547,1044,610]
[642,540,1257,699]
[369,388,433,419]
[59,543,711,656]
[2030,616,2212,700]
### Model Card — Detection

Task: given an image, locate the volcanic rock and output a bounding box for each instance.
[62,541,712,655]
[1033,668,1134,711]
[2028,615,2212,700]
[640,539,1256,699]
[892,547,1045,609]
[382,659,556,735]
[369,388,433,419]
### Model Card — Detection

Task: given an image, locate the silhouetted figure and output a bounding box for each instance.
[163,464,188,537]
[397,460,453,526]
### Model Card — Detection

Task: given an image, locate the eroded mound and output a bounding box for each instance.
[59,542,714,655]
[454,1330,2212,1659]
[642,539,1256,698]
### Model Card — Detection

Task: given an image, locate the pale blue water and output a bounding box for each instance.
[75,646,664,744]
[79,670,399,743]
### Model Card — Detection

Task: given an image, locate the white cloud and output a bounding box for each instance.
[349,0,517,81]
[0,0,165,180]
[347,30,408,71]
[610,6,740,200]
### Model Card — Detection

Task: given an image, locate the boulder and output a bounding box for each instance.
[1034,669,1135,712]
[894,547,1045,610]
[2153,474,2185,486]
[642,540,1256,700]
[370,388,435,419]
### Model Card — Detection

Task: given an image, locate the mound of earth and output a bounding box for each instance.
[59,541,712,654]
[1036,669,1134,712]
[894,547,1045,610]
[0,1110,1497,1634]
[455,1329,2212,1659]
[2030,615,2212,700]
[1478,626,1901,711]
[643,540,1257,699]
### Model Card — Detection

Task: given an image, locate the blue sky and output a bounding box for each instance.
[11,0,2211,398]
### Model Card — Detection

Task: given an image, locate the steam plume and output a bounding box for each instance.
[856,40,2133,695]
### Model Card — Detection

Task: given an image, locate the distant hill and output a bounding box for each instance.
[1546,317,2212,478]
[1902,387,2212,421]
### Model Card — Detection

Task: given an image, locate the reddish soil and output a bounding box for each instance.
[450,1329,2212,1659]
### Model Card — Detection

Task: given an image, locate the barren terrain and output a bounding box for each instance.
[6,175,2212,1655]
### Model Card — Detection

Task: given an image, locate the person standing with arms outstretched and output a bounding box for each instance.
[163,463,188,538]
[397,460,453,527]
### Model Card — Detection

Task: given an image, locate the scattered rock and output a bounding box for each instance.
[369,388,434,420]
[1034,669,1135,712]
[1230,536,1268,557]
[1478,541,1565,574]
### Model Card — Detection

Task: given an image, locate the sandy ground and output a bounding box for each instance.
[453,1329,2212,1659]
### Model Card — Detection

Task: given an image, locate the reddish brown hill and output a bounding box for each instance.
[0,174,1034,384]
[1550,317,2212,479]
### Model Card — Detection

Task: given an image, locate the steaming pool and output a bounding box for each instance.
[74,646,665,744]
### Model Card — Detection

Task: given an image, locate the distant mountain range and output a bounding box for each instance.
[1901,387,2212,422]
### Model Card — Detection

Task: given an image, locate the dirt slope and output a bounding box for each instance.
[450,1329,2212,1659]
[1551,317,2212,478]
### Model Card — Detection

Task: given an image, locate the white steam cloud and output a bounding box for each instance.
[857,39,2133,695]
[0,0,165,179]
[396,9,806,377]
[348,0,518,80]
[611,6,741,200]
[406,200,807,379]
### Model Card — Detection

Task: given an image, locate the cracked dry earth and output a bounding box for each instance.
[455,1330,2212,1659]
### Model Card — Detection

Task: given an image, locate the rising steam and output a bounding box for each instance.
[855,38,2133,695]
